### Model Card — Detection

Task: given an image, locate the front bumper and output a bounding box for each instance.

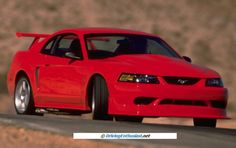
[108,80,228,119]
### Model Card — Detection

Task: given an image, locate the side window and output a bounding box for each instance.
[45,40,54,50]
[41,37,57,55]
[53,34,82,58]
[55,37,74,57]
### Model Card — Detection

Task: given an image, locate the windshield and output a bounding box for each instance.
[85,34,180,59]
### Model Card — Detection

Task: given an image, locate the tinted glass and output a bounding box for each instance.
[85,34,180,59]
[41,38,56,55]
[53,34,82,58]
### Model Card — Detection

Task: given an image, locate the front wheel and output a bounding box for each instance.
[90,76,112,120]
[193,118,217,128]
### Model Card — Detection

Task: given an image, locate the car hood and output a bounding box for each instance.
[102,54,219,78]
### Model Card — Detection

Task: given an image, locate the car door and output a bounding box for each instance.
[37,33,85,107]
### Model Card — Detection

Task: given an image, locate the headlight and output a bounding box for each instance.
[206,78,223,87]
[119,73,159,84]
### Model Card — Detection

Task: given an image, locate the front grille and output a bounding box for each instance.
[159,99,207,106]
[163,76,200,85]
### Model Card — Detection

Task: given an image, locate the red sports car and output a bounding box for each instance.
[7,28,228,127]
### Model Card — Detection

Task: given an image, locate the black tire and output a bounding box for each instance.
[14,76,42,116]
[115,116,143,123]
[193,118,216,128]
[90,76,112,120]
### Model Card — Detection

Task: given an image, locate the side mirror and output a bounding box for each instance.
[65,52,80,60]
[183,56,192,63]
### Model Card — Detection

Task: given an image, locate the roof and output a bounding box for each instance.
[56,27,156,36]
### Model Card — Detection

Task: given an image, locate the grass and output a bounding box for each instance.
[0,54,12,94]
[0,71,8,94]
[192,39,216,65]
[152,26,187,54]
[227,38,236,70]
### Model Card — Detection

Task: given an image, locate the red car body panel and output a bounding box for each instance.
[8,28,228,119]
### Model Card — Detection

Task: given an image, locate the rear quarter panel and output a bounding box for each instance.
[7,50,37,97]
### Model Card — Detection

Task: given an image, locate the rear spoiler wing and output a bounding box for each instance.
[16,32,50,49]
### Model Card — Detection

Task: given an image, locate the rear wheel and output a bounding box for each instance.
[115,116,143,123]
[90,76,112,120]
[14,77,42,115]
[193,118,216,128]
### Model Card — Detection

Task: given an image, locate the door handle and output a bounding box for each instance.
[45,64,50,67]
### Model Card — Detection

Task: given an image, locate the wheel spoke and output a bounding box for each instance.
[21,102,25,110]
[22,81,26,91]
[19,85,23,94]
[15,97,21,107]
[21,95,24,100]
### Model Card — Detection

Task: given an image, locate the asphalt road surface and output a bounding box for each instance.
[0,114,235,148]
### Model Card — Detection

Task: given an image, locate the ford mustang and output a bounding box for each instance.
[7,28,228,127]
